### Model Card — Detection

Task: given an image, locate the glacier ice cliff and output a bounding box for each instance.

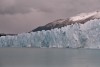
[0,19,100,48]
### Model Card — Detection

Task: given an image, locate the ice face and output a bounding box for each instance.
[0,19,100,48]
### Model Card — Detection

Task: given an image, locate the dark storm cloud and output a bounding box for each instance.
[0,0,100,33]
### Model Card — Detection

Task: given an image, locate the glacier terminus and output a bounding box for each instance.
[0,11,100,48]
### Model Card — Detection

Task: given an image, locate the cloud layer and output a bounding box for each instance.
[0,0,100,33]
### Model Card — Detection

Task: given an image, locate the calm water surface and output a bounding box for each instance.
[0,48,100,67]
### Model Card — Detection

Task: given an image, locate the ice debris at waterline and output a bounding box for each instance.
[0,19,100,48]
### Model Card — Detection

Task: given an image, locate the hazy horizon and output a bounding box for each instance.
[0,0,100,34]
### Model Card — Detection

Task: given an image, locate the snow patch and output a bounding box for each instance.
[70,11,100,21]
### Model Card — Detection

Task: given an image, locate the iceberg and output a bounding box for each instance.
[0,19,100,48]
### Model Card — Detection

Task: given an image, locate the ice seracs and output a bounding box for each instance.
[0,19,100,48]
[0,11,100,49]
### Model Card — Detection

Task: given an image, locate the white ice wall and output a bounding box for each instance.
[0,19,100,48]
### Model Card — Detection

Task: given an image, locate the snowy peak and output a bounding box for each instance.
[70,11,100,21]
[32,11,100,32]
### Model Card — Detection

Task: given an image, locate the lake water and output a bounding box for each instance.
[0,48,100,67]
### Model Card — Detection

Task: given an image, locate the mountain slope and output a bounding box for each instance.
[0,19,100,48]
[1,11,100,48]
[32,11,100,32]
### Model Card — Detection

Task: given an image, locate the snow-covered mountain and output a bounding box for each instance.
[0,11,100,48]
[32,11,100,32]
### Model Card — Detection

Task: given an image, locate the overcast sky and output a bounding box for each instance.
[0,0,100,34]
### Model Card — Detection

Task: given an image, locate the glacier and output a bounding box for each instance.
[0,19,100,48]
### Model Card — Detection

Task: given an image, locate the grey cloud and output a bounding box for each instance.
[0,0,100,33]
[0,0,100,15]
